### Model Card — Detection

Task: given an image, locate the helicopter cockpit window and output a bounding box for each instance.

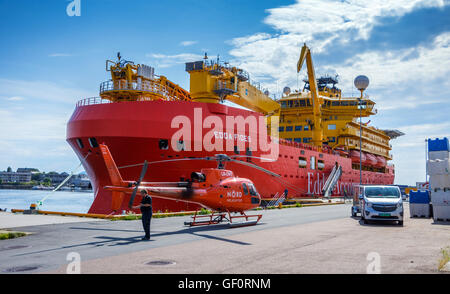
[242,183,249,195]
[248,183,258,196]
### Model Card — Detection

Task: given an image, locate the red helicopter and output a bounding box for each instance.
[99,144,280,227]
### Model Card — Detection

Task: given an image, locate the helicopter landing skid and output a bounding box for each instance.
[184,210,262,228]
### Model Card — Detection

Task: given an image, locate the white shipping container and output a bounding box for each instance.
[431,190,450,206]
[428,150,449,160]
[427,158,450,176]
[432,205,450,221]
[430,174,450,189]
[409,203,431,218]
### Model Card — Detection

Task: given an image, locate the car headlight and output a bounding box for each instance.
[397,202,403,208]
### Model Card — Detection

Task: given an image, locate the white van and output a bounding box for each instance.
[354,185,404,226]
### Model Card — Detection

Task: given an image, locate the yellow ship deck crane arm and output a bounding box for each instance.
[297,44,323,148]
[186,60,280,116]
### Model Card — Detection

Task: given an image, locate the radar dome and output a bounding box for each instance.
[264,90,270,96]
[283,87,291,95]
[354,75,369,91]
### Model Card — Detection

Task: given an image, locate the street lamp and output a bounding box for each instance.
[354,75,369,186]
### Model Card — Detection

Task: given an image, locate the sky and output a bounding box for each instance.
[0,0,449,186]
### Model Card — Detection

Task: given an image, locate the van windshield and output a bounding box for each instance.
[365,187,400,198]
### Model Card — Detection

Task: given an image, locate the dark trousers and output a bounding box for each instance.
[141,211,152,239]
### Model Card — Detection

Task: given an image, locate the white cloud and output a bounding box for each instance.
[180,40,197,46]
[228,0,448,95]
[0,79,95,104]
[328,32,450,92]
[146,53,204,68]
[6,96,25,101]
[263,0,445,50]
[48,53,73,57]
[0,109,69,142]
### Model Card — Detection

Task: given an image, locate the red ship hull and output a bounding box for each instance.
[67,100,394,214]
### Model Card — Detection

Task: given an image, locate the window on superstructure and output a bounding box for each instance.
[299,99,306,107]
[286,126,293,132]
[310,156,316,170]
[281,101,287,108]
[328,137,336,143]
[279,126,284,132]
[295,125,302,131]
[294,138,302,143]
[304,125,309,131]
[328,124,336,130]
[299,157,307,168]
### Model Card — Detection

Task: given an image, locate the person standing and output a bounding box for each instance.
[133,189,152,241]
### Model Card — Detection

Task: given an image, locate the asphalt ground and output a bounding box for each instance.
[0,203,449,274]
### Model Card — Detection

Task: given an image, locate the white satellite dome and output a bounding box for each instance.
[354,75,369,91]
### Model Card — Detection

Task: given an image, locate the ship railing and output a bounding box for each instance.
[100,79,165,94]
[99,79,190,102]
[76,97,112,107]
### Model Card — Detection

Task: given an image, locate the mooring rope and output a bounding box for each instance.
[36,152,91,207]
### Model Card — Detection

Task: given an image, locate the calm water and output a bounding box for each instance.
[0,189,94,213]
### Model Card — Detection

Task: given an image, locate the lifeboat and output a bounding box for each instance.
[375,155,386,167]
[350,150,367,164]
[365,153,378,166]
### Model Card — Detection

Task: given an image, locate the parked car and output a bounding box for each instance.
[352,185,404,226]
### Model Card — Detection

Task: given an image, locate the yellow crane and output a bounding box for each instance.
[296,44,324,148]
[185,57,280,116]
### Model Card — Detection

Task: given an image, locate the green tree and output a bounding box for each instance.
[31,173,42,181]
[7,166,12,172]
[43,177,52,186]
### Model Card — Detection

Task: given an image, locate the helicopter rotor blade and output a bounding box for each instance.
[128,160,148,208]
[119,157,212,170]
[229,159,280,178]
[230,155,276,162]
